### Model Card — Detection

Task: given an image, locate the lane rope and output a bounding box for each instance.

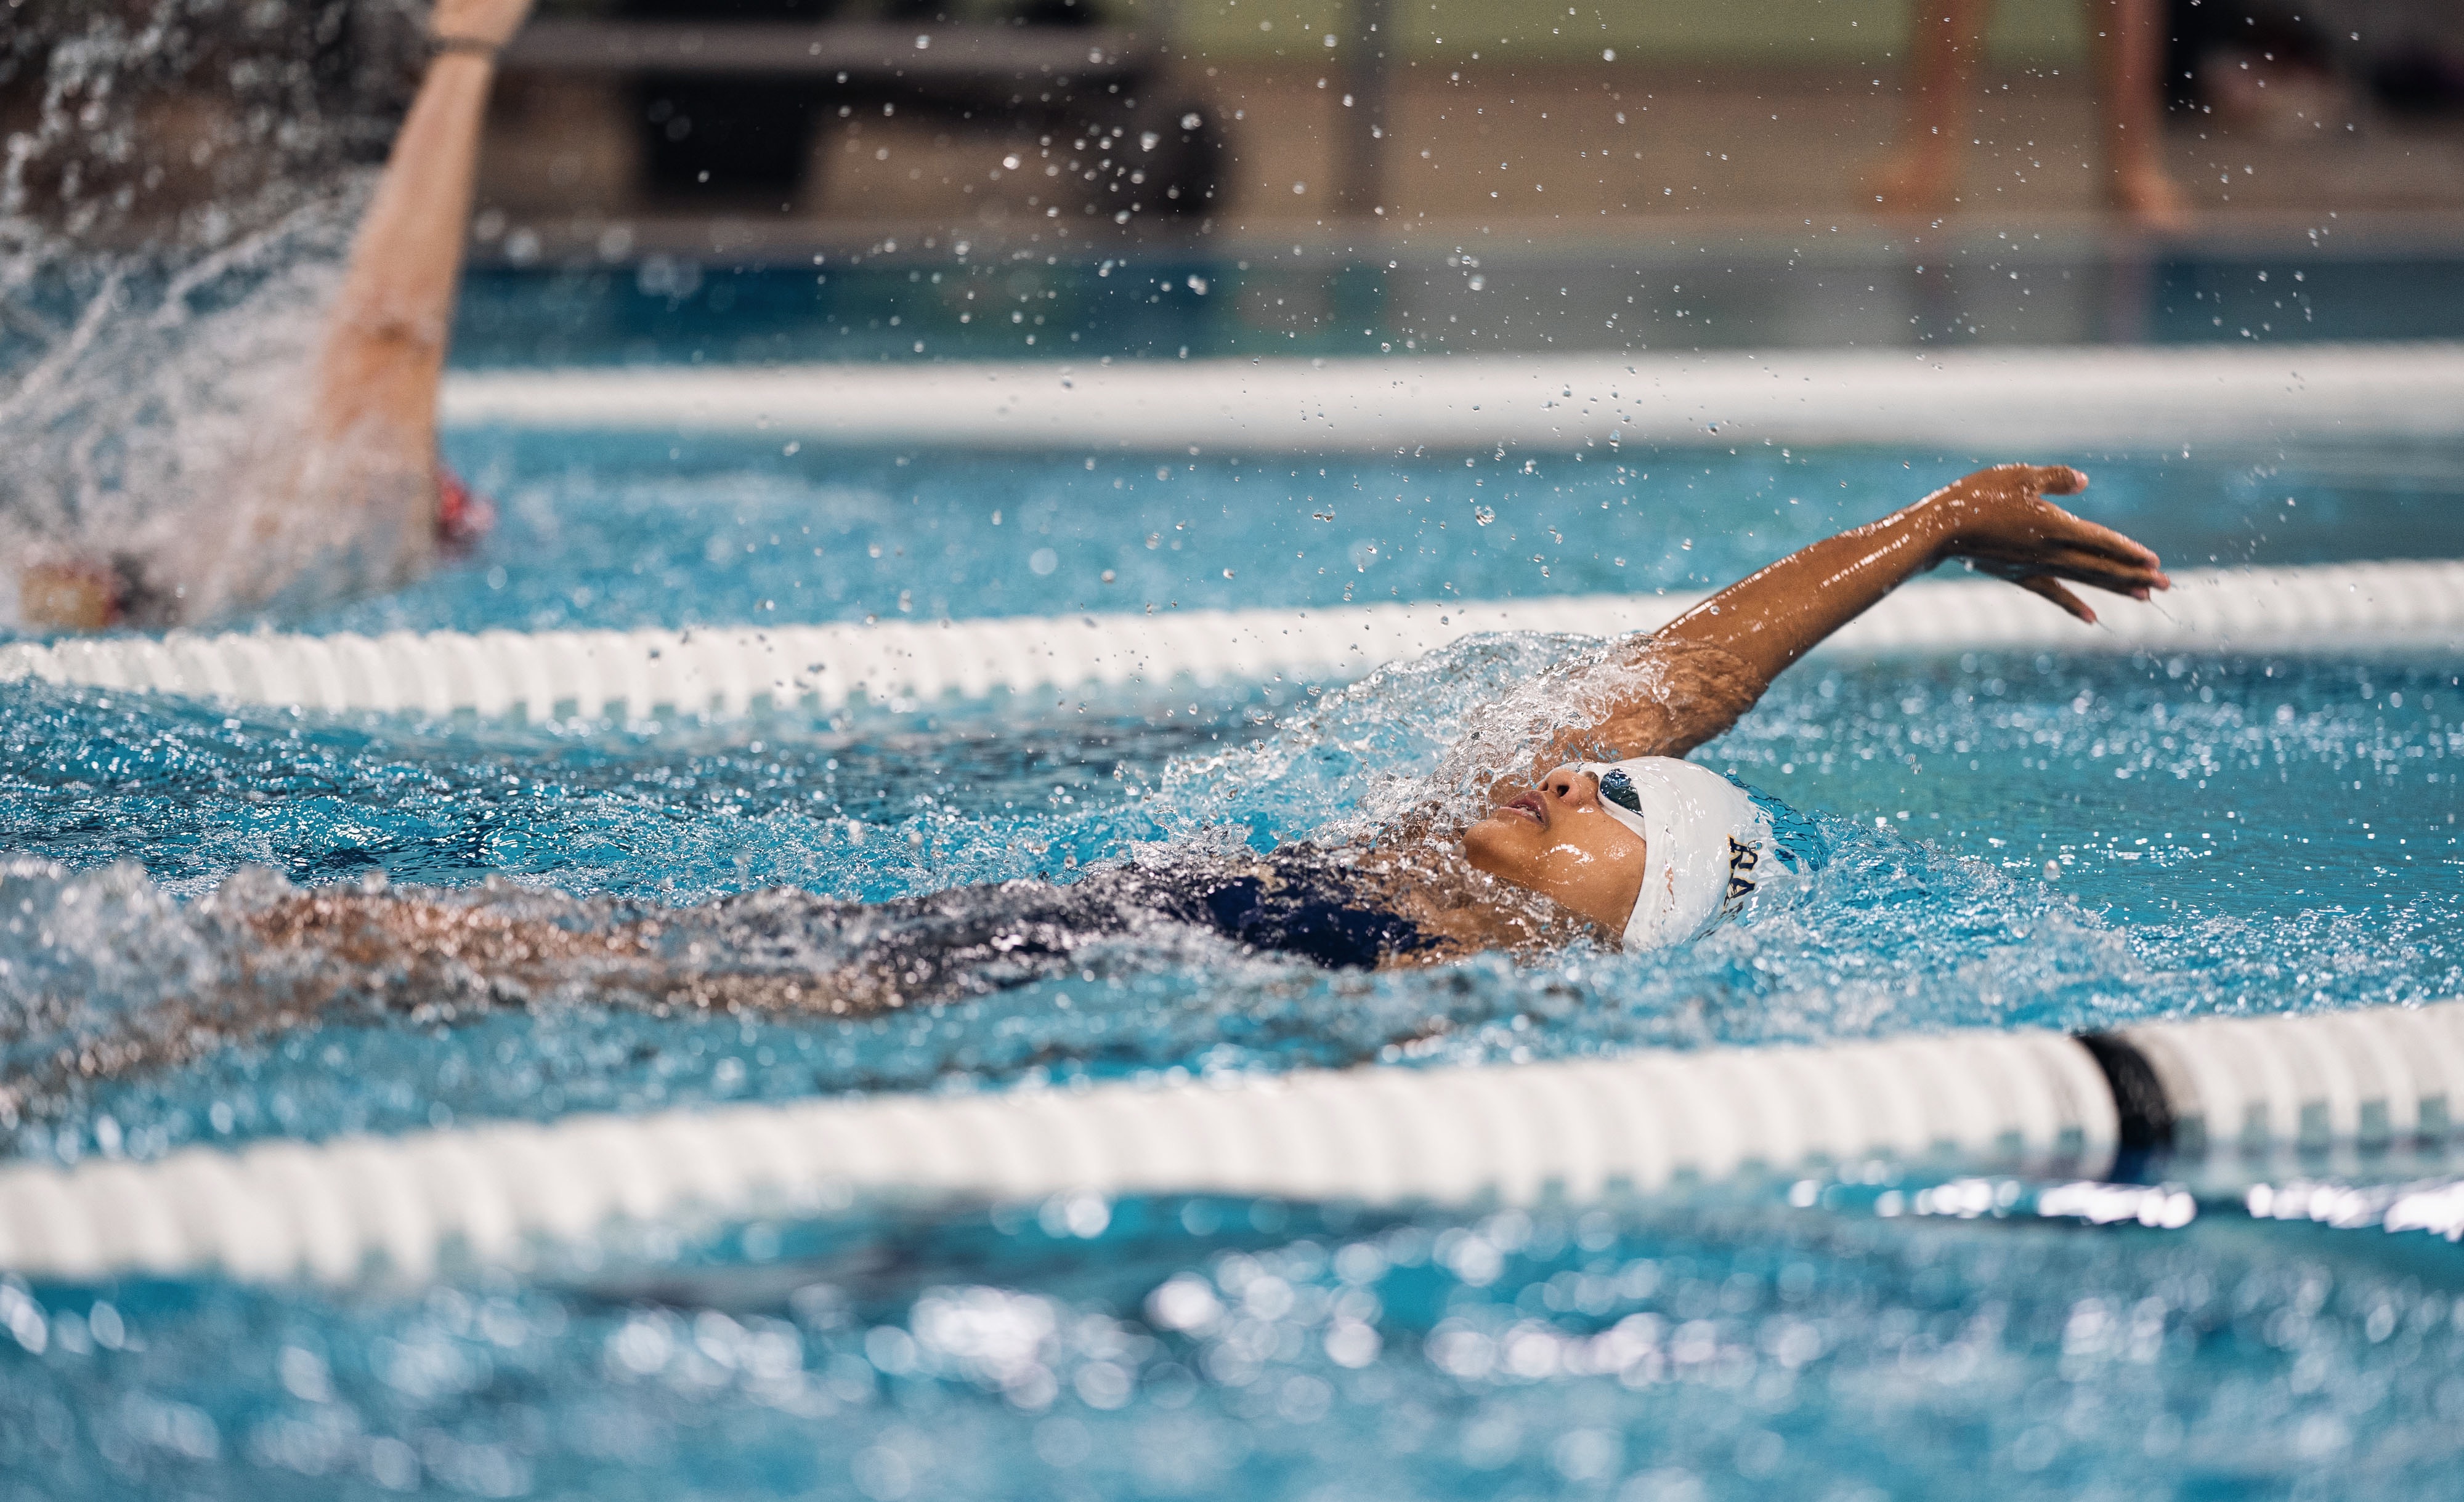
[3,559,2458,721]
[439,342,2464,453]
[4,1001,2461,1286]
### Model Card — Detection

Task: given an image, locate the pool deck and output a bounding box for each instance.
[472,54,2464,257]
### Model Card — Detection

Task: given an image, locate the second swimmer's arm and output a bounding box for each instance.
[309,0,535,478]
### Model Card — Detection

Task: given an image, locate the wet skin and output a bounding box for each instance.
[1461,767,1648,938]
[1453,464,2170,942]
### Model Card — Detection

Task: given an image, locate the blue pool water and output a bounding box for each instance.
[331,436,2464,636]
[2,430,2461,1499]
[445,249,2464,366]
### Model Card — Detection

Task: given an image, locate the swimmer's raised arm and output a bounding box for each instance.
[17,0,533,630]
[1528,464,2170,770]
[306,0,537,562]
[1656,464,2167,681]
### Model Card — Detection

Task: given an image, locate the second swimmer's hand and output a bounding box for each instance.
[431,0,537,48]
[1918,464,2170,625]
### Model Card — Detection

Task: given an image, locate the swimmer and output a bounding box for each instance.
[193,464,2167,1028]
[15,0,538,630]
[2,465,2166,1107]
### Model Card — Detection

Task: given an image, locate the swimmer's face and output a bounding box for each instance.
[1461,765,1648,940]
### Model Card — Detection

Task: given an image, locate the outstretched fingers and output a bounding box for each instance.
[2016,574,2096,624]
[2038,541,2168,597]
[2046,512,2165,574]
[2008,479,2168,583]
[1937,463,2166,623]
[1977,546,2165,599]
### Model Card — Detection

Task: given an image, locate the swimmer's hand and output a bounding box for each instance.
[1919,464,2171,625]
[19,559,125,631]
[1650,462,2170,700]
[430,0,537,48]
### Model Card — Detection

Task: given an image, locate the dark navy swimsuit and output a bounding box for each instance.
[1148,847,1435,970]
[683,845,1433,1016]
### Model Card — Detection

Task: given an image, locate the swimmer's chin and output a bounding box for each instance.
[1459,817,1526,879]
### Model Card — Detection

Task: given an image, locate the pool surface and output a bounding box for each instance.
[344,436,2464,637]
[1,420,2461,1499]
[448,247,2464,366]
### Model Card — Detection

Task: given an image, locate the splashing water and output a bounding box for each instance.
[0,631,2454,1161]
[0,0,418,627]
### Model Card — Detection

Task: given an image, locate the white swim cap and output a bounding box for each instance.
[1577,757,1776,951]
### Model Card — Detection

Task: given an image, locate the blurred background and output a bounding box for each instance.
[4,0,2462,360]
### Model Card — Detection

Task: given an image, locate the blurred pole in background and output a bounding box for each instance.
[1335,0,1389,219]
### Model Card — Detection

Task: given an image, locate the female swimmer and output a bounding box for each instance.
[17,0,538,629]
[220,464,2168,1022]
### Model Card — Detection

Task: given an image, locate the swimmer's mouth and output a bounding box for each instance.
[1504,792,1547,826]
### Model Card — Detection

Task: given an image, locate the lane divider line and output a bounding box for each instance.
[4,1001,2462,1286]
[3,559,2458,721]
[439,343,2464,453]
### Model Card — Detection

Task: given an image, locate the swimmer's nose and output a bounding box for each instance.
[1542,765,1597,806]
